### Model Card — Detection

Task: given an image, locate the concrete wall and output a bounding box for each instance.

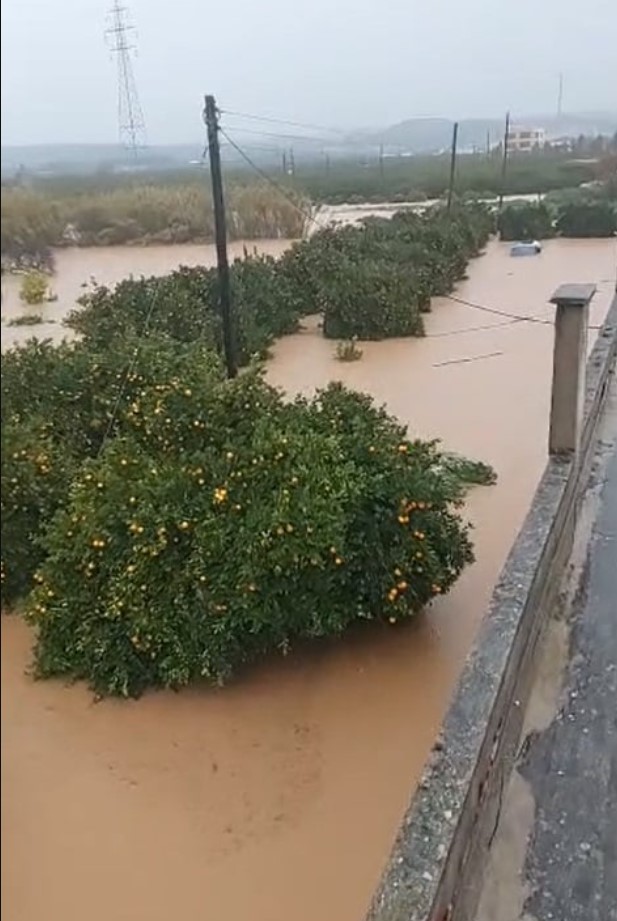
[366,289,617,921]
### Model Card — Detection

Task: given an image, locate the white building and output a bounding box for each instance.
[508,127,546,153]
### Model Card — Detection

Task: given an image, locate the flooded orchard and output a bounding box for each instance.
[2,236,616,921]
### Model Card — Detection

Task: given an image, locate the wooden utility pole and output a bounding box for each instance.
[446,121,459,213]
[203,94,237,378]
[282,150,287,174]
[497,111,511,216]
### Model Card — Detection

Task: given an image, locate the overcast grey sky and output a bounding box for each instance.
[1,0,616,145]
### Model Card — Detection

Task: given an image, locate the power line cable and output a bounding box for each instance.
[221,141,289,154]
[220,123,341,145]
[219,128,327,232]
[219,107,348,137]
[444,292,603,329]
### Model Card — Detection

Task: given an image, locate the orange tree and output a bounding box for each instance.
[67,252,304,363]
[25,365,494,696]
[1,335,223,605]
[63,204,495,353]
[278,204,494,339]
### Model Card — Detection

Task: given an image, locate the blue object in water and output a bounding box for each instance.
[510,241,542,257]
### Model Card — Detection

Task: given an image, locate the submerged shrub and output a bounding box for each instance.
[0,336,225,605]
[1,416,79,605]
[26,375,494,697]
[280,204,493,340]
[67,253,304,363]
[335,338,363,361]
[497,202,555,241]
[19,270,50,305]
[555,201,616,237]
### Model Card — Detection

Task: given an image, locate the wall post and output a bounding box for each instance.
[548,283,596,456]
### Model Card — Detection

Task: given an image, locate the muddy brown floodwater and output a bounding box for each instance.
[2,237,616,921]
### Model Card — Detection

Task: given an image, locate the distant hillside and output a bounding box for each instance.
[3,112,616,178]
[0,140,335,178]
[0,143,205,176]
[359,111,617,153]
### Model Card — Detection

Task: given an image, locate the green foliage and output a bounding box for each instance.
[19,270,50,305]
[0,188,60,270]
[1,416,79,604]
[335,338,363,361]
[3,206,498,691]
[498,202,555,241]
[281,204,493,340]
[555,201,617,237]
[499,186,617,241]
[1,153,601,263]
[0,336,224,605]
[61,204,492,349]
[7,313,46,326]
[296,152,596,204]
[1,181,307,256]
[64,204,493,349]
[68,252,303,363]
[26,373,491,697]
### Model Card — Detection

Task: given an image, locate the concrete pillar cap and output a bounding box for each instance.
[550,283,597,307]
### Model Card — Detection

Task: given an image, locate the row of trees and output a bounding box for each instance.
[498,196,617,242]
[69,204,494,352]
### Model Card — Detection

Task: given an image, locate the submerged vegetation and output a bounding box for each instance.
[498,184,617,241]
[7,313,47,326]
[2,149,612,268]
[67,203,493,344]
[1,202,497,696]
[19,270,51,305]
[335,338,364,361]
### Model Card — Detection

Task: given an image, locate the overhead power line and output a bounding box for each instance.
[219,108,348,137]
[445,293,603,330]
[219,123,340,145]
[218,128,327,232]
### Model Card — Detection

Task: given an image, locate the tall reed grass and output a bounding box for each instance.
[1,180,307,263]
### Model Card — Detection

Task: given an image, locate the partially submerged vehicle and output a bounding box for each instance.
[510,240,542,257]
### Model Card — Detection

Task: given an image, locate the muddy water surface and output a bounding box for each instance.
[2,237,616,921]
[1,239,290,350]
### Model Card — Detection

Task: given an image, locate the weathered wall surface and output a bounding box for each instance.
[366,288,617,921]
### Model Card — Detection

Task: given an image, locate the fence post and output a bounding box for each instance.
[548,283,596,456]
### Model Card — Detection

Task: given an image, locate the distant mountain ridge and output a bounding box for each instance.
[360,111,617,152]
[2,111,616,176]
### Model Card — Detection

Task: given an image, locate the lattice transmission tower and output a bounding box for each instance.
[106,0,146,153]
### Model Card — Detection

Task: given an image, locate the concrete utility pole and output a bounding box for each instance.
[548,283,596,455]
[203,94,237,379]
